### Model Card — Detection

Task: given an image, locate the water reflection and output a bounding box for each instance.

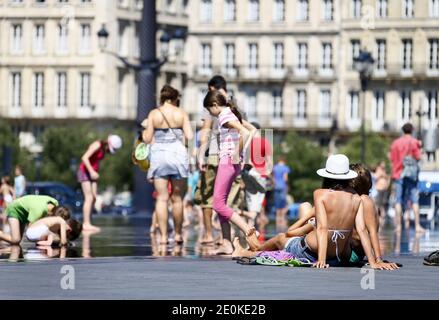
[1,215,438,262]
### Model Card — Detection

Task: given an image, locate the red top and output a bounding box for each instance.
[79,141,106,174]
[389,135,421,180]
[250,136,272,178]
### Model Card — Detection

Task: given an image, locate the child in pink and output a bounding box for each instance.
[203,90,259,250]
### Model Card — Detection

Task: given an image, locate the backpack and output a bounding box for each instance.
[400,140,419,181]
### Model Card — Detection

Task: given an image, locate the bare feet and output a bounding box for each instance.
[174,234,184,245]
[232,237,252,258]
[211,239,233,255]
[200,235,214,245]
[245,228,260,251]
[82,223,101,232]
[160,236,169,245]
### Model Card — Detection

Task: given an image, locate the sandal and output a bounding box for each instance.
[236,257,258,265]
[255,256,285,266]
[424,250,439,266]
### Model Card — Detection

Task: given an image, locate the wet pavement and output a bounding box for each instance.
[1,214,438,261]
[1,214,439,299]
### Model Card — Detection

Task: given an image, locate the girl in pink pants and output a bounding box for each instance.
[203,90,260,251]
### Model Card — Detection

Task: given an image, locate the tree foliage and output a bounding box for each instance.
[274,131,326,203]
[338,133,392,169]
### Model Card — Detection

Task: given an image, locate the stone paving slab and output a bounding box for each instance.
[0,255,438,299]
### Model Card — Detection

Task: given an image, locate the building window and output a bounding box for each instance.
[376,0,388,18]
[351,40,361,69]
[80,72,91,108]
[245,90,257,119]
[10,0,24,3]
[248,43,258,71]
[33,24,45,54]
[427,91,438,121]
[402,39,412,71]
[347,91,360,120]
[273,0,285,22]
[224,0,236,22]
[322,42,332,70]
[248,0,260,22]
[296,90,307,119]
[402,0,414,18]
[399,90,412,122]
[273,42,284,70]
[10,72,21,108]
[200,43,212,73]
[57,24,68,54]
[272,90,283,118]
[322,0,333,21]
[10,24,23,54]
[118,22,129,57]
[79,23,91,54]
[376,39,386,71]
[223,43,235,75]
[352,0,362,18]
[297,43,308,70]
[297,0,309,21]
[56,72,67,108]
[33,72,44,108]
[429,39,439,70]
[373,91,385,122]
[431,0,439,17]
[320,90,331,119]
[200,0,212,23]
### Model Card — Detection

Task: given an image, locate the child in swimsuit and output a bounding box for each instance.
[26,217,82,246]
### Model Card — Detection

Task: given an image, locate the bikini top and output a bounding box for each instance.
[328,228,352,262]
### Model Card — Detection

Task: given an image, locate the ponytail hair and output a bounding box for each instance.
[226,99,242,123]
[203,90,242,123]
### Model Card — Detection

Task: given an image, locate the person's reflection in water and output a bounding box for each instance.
[394,229,404,255]
[150,231,168,256]
[411,231,422,255]
[82,229,99,258]
[0,245,23,262]
[34,245,67,259]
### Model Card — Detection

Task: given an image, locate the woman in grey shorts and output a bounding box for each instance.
[142,85,193,245]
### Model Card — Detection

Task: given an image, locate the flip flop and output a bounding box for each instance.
[236,257,258,265]
[423,250,439,266]
[255,256,285,266]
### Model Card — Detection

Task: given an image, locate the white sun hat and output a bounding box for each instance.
[316,154,358,180]
[107,134,123,154]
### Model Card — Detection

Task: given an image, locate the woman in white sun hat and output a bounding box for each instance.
[77,134,122,231]
[244,154,373,268]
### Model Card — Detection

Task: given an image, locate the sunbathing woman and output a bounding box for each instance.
[236,154,396,269]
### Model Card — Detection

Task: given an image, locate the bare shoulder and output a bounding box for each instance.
[313,188,329,200]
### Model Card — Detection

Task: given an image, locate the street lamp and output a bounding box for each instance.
[97,3,186,213]
[353,49,375,164]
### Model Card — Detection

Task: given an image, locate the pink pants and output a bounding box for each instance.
[213,158,241,223]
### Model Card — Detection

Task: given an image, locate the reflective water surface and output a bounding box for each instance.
[1,214,438,262]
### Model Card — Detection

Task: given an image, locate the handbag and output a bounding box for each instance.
[132,132,150,172]
[400,141,419,181]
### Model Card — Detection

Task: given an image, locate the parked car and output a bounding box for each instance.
[26,182,83,214]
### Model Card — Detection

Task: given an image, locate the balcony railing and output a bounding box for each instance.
[190,64,337,82]
[371,63,439,79]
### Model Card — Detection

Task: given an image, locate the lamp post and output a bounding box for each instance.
[353,50,375,164]
[97,3,185,213]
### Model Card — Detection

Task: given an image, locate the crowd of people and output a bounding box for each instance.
[1,73,439,267]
